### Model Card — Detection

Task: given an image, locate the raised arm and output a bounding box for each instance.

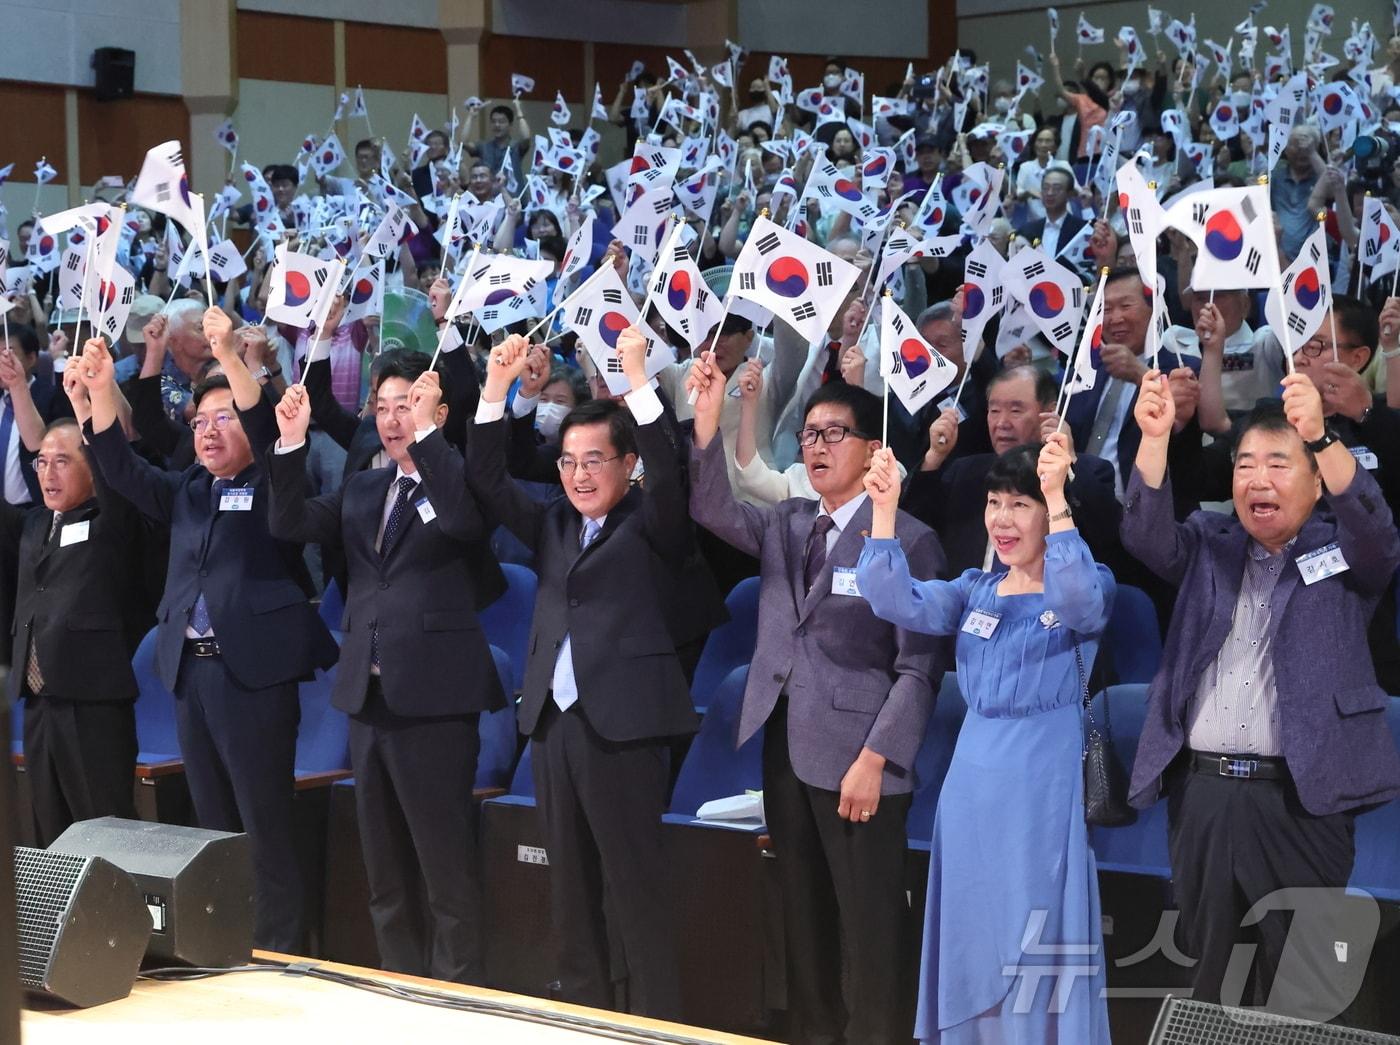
[466,334,548,551]
[1192,304,1232,435]
[0,349,46,452]
[404,370,486,543]
[615,327,691,563]
[1122,369,1198,585]
[265,384,344,546]
[685,353,771,556]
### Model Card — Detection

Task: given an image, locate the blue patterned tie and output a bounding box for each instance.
[189,480,227,636]
[371,476,419,667]
[551,518,602,711]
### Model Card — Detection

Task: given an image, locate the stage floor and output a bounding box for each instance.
[21,952,772,1044]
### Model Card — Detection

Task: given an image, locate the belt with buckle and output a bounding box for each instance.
[186,638,221,658]
[1189,750,1285,780]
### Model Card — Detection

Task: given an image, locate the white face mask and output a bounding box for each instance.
[534,401,569,440]
[823,73,843,90]
[1121,79,1141,96]
[993,96,1012,114]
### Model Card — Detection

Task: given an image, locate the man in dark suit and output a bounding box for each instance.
[1124,370,1400,1018]
[266,355,503,983]
[688,369,947,1045]
[0,321,74,506]
[904,364,1122,574]
[0,393,156,844]
[1013,167,1086,263]
[466,329,697,1019]
[79,309,339,953]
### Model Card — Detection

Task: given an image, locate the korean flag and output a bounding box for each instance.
[729,216,859,344]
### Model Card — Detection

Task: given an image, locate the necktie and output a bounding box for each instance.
[803,514,837,595]
[1086,379,1127,459]
[0,396,16,504]
[189,481,226,637]
[821,340,843,384]
[552,518,602,712]
[23,510,59,695]
[371,476,419,668]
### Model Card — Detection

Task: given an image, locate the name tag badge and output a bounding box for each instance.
[1297,542,1349,585]
[831,567,861,597]
[936,396,969,423]
[58,520,90,547]
[1350,445,1379,471]
[218,487,254,512]
[961,609,1002,639]
[414,496,437,524]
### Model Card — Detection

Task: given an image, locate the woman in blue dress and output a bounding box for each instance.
[856,434,1115,1043]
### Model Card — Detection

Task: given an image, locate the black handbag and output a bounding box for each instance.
[1074,643,1137,827]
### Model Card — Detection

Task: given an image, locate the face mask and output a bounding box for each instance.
[749,90,765,102]
[823,73,842,90]
[993,97,1012,114]
[535,401,569,440]
[1121,80,1141,96]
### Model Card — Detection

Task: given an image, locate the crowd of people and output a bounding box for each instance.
[5,6,1400,1041]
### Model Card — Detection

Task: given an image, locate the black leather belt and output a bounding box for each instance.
[1189,750,1286,780]
[186,638,221,657]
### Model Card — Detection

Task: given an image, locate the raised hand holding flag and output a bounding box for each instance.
[880,298,956,417]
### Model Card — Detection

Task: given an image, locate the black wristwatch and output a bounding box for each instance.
[1304,427,1339,454]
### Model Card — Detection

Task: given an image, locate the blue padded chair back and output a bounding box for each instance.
[132,628,182,760]
[480,564,538,694]
[1103,585,1162,685]
[906,673,967,844]
[1086,684,1170,876]
[670,665,761,818]
[318,578,345,632]
[10,698,22,757]
[1349,700,1400,902]
[690,576,761,708]
[477,646,520,790]
[295,664,349,773]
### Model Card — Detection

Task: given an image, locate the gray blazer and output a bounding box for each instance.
[690,432,949,793]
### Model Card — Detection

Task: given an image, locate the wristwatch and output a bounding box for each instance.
[251,365,280,382]
[1048,507,1073,523]
[1304,427,1339,454]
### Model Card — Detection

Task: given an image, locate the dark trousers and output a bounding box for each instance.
[531,700,680,1020]
[23,695,137,847]
[175,649,303,953]
[1167,760,1357,1020]
[350,678,483,983]
[762,700,913,1045]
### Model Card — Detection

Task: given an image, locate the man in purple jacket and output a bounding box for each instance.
[1122,367,1400,1018]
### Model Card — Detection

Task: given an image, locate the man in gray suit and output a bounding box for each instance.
[688,360,948,1045]
[1124,368,1400,1018]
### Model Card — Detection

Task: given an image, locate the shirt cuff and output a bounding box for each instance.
[304,335,332,364]
[414,425,437,442]
[437,323,464,354]
[274,439,306,454]
[511,393,539,419]
[623,383,663,425]
[475,397,507,424]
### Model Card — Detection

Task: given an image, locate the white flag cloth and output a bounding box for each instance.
[729,215,860,344]
[1004,247,1087,357]
[959,239,1008,356]
[626,143,681,193]
[205,239,248,283]
[860,148,896,191]
[876,229,961,290]
[1265,223,1331,348]
[213,119,239,155]
[91,263,137,346]
[350,85,368,118]
[450,254,552,334]
[801,159,879,222]
[591,83,609,121]
[1064,275,1105,399]
[550,91,572,127]
[1359,196,1400,282]
[130,141,209,263]
[880,300,956,414]
[1208,98,1241,140]
[563,264,667,395]
[559,213,596,288]
[1116,161,1165,293]
[343,260,384,325]
[266,244,336,328]
[613,186,675,268]
[648,225,723,350]
[364,203,417,261]
[312,133,347,177]
[511,73,535,96]
[1077,14,1105,44]
[1164,185,1280,290]
[676,165,721,225]
[910,177,949,238]
[1315,82,1360,132]
[34,159,57,185]
[1015,62,1045,95]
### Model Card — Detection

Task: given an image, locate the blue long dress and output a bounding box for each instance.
[856,529,1116,1044]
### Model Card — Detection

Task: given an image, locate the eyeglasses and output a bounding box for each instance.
[190,412,238,435]
[797,424,870,448]
[557,454,621,476]
[1297,337,1365,358]
[30,456,73,474]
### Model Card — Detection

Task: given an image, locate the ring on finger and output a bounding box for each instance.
[860,810,871,820]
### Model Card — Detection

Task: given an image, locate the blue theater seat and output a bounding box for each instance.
[1086,684,1170,877]
[1348,699,1400,902]
[1103,585,1162,685]
[132,628,182,763]
[294,664,349,778]
[477,646,520,790]
[480,564,537,696]
[907,672,968,851]
[690,576,760,711]
[667,664,761,823]
[318,578,345,632]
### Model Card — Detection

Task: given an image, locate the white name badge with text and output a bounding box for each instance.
[59,520,90,546]
[415,497,437,524]
[936,396,969,423]
[831,567,861,597]
[961,609,1002,639]
[1350,445,1379,471]
[219,487,254,512]
[1297,542,1349,585]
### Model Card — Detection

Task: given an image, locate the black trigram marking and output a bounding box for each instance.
[815,186,833,199]
[650,272,666,295]
[64,253,80,272]
[154,181,173,204]
[471,263,492,281]
[1071,288,1083,308]
[678,317,690,334]
[1128,209,1144,237]
[521,277,538,293]
[888,351,903,375]
[739,272,755,291]
[602,289,623,305]
[755,232,781,255]
[120,287,134,305]
[1240,197,1259,224]
[1283,272,1295,293]
[791,301,817,322]
[1244,247,1262,275]
[1191,202,1209,226]
[967,260,988,279]
[910,378,927,396]
[1287,312,1307,334]
[1051,320,1073,342]
[816,261,833,287]
[1307,241,1322,263]
[890,312,905,334]
[313,269,328,287]
[211,250,229,268]
[695,288,710,310]
[574,307,593,326]
[606,355,623,373]
[632,226,650,246]
[990,287,1004,306]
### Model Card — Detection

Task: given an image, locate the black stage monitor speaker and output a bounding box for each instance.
[92,47,135,101]
[49,818,253,968]
[13,846,151,1007]
[1149,996,1400,1043]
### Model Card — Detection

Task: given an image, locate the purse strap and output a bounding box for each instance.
[1075,640,1112,743]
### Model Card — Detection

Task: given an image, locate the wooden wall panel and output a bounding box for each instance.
[480,34,585,101]
[346,22,446,95]
[77,93,190,184]
[0,82,67,179]
[593,43,682,93]
[236,10,335,85]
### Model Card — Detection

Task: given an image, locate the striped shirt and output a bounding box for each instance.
[1186,538,1295,757]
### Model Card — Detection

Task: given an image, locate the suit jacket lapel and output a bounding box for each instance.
[788,499,818,618]
[379,470,417,561]
[35,500,97,570]
[568,489,638,575]
[1268,514,1332,626]
[796,498,871,624]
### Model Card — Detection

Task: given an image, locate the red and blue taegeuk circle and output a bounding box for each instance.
[1204,210,1244,261]
[283,271,312,307]
[961,282,985,318]
[598,310,630,348]
[764,256,809,298]
[833,178,863,202]
[351,277,375,304]
[1292,267,1321,310]
[483,288,518,307]
[667,270,691,310]
[899,338,932,378]
[1028,281,1065,319]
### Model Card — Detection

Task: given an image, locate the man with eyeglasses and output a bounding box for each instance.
[465,328,697,1019]
[80,307,338,954]
[687,367,947,1044]
[266,354,503,985]
[0,387,157,844]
